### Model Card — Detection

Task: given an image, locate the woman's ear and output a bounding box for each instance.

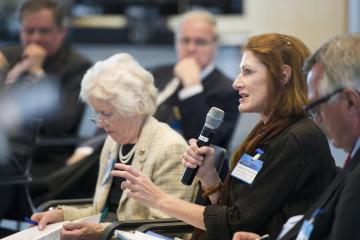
[281,64,292,86]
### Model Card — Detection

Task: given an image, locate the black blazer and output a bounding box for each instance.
[280,148,360,240]
[203,118,336,239]
[151,64,239,148]
[0,43,91,174]
[0,43,91,138]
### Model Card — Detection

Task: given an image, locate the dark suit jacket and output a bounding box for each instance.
[0,43,91,174]
[0,43,91,137]
[203,118,336,240]
[280,148,360,240]
[151,64,239,148]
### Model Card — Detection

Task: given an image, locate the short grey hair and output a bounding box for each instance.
[175,10,218,41]
[80,53,158,117]
[303,33,360,95]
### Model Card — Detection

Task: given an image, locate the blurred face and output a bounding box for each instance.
[307,63,352,151]
[233,51,271,121]
[20,8,65,56]
[176,19,217,69]
[90,98,144,144]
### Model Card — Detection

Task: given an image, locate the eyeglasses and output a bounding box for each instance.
[89,111,114,125]
[178,37,214,47]
[304,88,344,119]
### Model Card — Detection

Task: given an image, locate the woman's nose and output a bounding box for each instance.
[232,74,243,90]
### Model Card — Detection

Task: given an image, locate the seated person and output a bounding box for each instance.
[233,33,360,240]
[0,0,91,224]
[0,0,92,175]
[112,33,337,239]
[28,53,197,239]
[64,10,239,165]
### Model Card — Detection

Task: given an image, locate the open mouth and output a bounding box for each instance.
[239,93,249,99]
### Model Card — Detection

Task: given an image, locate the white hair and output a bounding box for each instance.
[175,10,218,41]
[304,33,360,95]
[80,53,158,117]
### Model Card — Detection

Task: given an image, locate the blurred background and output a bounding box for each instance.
[0,0,358,164]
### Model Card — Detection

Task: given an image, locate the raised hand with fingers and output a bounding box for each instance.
[111,163,167,210]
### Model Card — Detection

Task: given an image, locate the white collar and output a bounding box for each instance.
[200,62,215,81]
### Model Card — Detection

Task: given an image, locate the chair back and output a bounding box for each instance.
[0,118,41,221]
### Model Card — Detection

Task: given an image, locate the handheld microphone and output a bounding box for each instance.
[181,107,225,186]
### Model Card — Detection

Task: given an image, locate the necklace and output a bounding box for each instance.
[119,144,136,164]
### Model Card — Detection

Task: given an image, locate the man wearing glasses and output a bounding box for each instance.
[152,10,239,148]
[233,33,360,240]
[66,10,239,165]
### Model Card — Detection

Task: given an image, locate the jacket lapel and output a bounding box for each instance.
[118,117,158,207]
[281,150,360,239]
[94,141,120,212]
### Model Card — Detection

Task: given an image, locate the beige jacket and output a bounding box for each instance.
[61,117,198,223]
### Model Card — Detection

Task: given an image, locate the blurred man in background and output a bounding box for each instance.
[0,0,91,232]
[67,10,239,166]
[0,0,91,175]
[152,10,239,148]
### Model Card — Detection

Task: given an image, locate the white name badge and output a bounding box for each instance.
[102,155,116,186]
[295,208,323,240]
[231,153,263,184]
[295,220,313,240]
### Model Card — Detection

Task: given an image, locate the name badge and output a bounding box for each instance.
[102,153,116,186]
[295,220,313,240]
[295,208,323,240]
[231,149,264,184]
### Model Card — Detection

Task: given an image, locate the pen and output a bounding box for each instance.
[24,216,38,225]
[256,234,270,240]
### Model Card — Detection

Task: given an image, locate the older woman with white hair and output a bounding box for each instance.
[30,53,197,240]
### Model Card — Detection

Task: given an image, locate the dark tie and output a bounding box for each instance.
[343,153,352,167]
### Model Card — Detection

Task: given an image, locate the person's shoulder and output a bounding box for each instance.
[148,117,187,144]
[61,44,92,67]
[149,63,174,74]
[205,68,233,88]
[208,68,232,82]
[0,44,22,60]
[0,44,21,53]
[282,117,329,147]
[287,117,320,135]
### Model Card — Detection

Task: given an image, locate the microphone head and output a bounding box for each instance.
[205,107,224,130]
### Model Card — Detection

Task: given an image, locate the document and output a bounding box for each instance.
[115,230,173,240]
[1,214,101,240]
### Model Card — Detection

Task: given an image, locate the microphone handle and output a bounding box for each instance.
[181,127,215,185]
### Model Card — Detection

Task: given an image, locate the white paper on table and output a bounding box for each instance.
[114,230,171,240]
[1,214,101,240]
